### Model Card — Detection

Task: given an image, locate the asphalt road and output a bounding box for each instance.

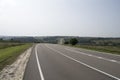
[23,44,120,80]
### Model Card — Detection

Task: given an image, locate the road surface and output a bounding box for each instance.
[23,44,120,80]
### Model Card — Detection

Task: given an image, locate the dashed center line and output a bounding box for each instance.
[45,45,120,80]
[65,48,120,64]
[97,57,103,59]
[110,60,117,62]
[88,54,92,56]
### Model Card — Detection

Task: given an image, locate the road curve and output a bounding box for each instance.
[23,44,120,80]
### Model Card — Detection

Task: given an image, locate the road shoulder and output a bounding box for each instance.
[0,47,32,80]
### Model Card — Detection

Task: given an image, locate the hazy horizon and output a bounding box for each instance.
[0,0,120,37]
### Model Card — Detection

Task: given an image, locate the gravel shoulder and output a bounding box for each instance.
[0,47,32,80]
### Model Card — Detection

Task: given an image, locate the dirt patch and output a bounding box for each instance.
[0,47,32,80]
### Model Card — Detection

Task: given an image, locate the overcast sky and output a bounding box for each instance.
[0,0,120,37]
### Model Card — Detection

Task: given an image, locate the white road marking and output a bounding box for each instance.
[97,57,103,59]
[35,45,45,80]
[88,54,92,56]
[110,60,117,62]
[71,46,120,57]
[45,45,120,80]
[65,48,120,64]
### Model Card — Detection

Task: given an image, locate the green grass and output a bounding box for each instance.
[0,44,32,71]
[65,44,120,55]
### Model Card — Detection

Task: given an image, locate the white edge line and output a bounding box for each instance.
[35,45,45,80]
[45,44,120,80]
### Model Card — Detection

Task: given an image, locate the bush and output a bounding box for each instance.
[69,38,78,45]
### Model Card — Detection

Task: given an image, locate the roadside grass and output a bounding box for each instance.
[65,44,120,55]
[0,44,32,71]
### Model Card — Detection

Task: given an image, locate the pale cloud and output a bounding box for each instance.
[0,0,16,14]
[0,0,120,37]
[0,0,16,7]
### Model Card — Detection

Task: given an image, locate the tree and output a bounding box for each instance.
[0,38,3,41]
[69,38,78,45]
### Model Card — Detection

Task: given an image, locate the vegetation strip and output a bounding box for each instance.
[0,48,32,80]
[0,44,32,71]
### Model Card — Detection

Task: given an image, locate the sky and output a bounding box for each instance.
[0,0,120,37]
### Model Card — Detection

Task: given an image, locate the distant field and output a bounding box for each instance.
[0,43,32,71]
[0,43,24,49]
[66,45,120,55]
